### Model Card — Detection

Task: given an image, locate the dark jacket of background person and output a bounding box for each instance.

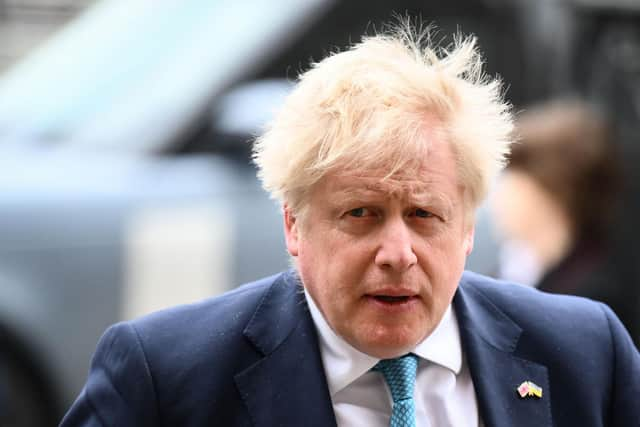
[59,270,639,427]
[494,100,639,346]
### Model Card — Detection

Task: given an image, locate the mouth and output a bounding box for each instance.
[365,290,420,308]
[372,295,413,304]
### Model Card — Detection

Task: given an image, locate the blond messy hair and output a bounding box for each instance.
[253,24,514,217]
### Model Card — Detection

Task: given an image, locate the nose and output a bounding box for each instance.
[374,217,418,271]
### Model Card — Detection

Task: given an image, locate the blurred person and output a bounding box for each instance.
[61,24,639,427]
[490,100,638,337]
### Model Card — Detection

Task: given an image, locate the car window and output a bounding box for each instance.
[0,0,331,151]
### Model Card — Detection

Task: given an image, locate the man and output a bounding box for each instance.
[61,25,640,427]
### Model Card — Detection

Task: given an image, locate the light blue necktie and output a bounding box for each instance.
[373,353,419,427]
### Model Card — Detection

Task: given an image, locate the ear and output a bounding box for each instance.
[464,225,475,256]
[283,205,299,257]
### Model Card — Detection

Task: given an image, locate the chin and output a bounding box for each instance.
[353,328,424,359]
[359,341,417,359]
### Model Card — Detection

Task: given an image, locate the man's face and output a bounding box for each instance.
[284,136,474,359]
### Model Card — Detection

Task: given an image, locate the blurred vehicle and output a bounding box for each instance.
[0,0,330,424]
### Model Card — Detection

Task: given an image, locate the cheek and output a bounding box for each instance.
[419,229,470,278]
[296,235,342,296]
[305,228,370,268]
[297,235,368,308]
[424,228,467,256]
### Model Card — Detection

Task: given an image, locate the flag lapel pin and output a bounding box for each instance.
[517,381,543,399]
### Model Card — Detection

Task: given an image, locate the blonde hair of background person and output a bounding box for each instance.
[253,26,513,220]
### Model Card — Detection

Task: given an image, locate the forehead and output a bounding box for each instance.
[324,172,438,200]
[321,137,461,199]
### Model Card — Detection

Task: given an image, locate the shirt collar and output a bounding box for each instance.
[413,305,462,375]
[304,288,463,396]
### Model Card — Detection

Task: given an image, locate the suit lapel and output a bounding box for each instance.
[454,275,552,427]
[234,271,337,427]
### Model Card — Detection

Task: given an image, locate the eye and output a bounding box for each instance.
[348,207,368,217]
[414,208,434,218]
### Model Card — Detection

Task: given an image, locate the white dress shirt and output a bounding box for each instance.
[304,289,483,427]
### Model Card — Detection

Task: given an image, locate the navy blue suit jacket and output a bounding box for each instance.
[61,270,640,426]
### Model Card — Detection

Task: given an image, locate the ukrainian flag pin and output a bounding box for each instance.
[517,381,543,399]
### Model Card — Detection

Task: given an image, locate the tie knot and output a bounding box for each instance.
[373,353,418,402]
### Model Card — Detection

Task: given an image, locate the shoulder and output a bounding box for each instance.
[458,271,640,424]
[90,272,295,409]
[97,271,290,375]
[64,273,296,424]
[460,270,609,325]
[133,272,281,333]
[458,271,636,360]
[125,272,287,351]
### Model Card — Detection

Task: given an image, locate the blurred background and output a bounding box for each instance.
[0,0,638,425]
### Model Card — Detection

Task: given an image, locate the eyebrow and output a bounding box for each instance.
[329,184,454,216]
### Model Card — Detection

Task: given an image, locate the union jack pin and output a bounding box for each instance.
[517,381,543,398]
